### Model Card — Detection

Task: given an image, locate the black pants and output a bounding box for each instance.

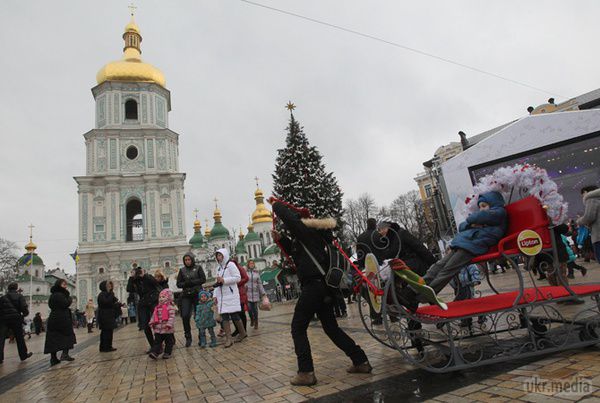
[138,304,155,347]
[151,333,175,355]
[99,328,114,351]
[180,296,196,339]
[291,279,367,373]
[0,320,29,361]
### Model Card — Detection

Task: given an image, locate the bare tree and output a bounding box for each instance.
[0,238,19,292]
[390,190,434,245]
[344,193,379,242]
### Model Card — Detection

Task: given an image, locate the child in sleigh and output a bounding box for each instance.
[397,191,507,310]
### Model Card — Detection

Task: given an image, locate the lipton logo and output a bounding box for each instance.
[519,238,540,248]
[517,230,543,256]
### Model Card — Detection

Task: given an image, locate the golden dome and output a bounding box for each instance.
[25,240,37,252]
[96,16,166,88]
[213,207,222,223]
[204,219,211,237]
[252,188,273,224]
[193,219,201,232]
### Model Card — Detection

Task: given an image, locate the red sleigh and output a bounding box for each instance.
[355,196,600,372]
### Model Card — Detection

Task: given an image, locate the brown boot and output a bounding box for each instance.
[250,318,255,328]
[223,321,234,348]
[290,372,317,386]
[254,317,258,330]
[233,319,247,342]
[347,361,373,374]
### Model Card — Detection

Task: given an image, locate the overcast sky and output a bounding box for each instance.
[1,1,599,274]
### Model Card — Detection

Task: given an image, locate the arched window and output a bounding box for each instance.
[125,99,138,120]
[126,199,143,241]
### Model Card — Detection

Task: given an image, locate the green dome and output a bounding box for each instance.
[235,238,246,255]
[244,229,260,243]
[189,231,206,248]
[262,244,279,256]
[209,222,230,241]
[17,253,44,266]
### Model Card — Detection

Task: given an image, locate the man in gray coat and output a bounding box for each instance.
[578,185,600,263]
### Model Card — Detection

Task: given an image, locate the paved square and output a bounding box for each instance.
[2,261,600,402]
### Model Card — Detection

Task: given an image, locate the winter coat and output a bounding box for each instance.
[272,202,334,282]
[149,289,176,334]
[44,283,76,353]
[577,188,600,244]
[247,269,266,302]
[577,226,590,247]
[380,223,437,276]
[194,291,216,329]
[451,191,507,255]
[84,302,95,321]
[126,273,161,307]
[177,252,206,299]
[0,290,28,324]
[561,235,577,263]
[97,281,121,330]
[214,248,241,314]
[356,226,386,267]
[236,263,249,306]
[553,224,570,263]
[128,303,136,318]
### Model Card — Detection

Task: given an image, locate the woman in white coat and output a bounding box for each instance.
[214,248,246,347]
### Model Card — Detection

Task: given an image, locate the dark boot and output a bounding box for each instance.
[233,319,247,342]
[87,323,93,333]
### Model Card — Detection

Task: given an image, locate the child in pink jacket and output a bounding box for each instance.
[148,289,176,359]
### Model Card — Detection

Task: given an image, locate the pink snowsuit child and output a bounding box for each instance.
[148,289,176,359]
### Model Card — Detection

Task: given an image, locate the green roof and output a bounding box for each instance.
[262,244,279,255]
[189,231,206,248]
[244,229,260,243]
[209,222,230,240]
[235,239,247,255]
[17,253,44,266]
[260,268,281,282]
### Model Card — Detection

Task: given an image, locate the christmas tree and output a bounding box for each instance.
[272,103,344,230]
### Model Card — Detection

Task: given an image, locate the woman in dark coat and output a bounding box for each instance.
[44,279,77,366]
[97,280,121,352]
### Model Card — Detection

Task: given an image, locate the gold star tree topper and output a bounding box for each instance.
[286,101,296,111]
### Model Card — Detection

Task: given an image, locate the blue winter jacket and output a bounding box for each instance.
[576,226,590,247]
[451,191,507,255]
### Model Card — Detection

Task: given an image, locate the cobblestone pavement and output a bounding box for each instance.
[1,260,600,402]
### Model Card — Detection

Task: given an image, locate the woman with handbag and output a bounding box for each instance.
[176,252,206,347]
[246,260,267,329]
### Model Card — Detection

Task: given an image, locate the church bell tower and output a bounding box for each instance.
[74,13,190,307]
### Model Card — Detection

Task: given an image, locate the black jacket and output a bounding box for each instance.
[554,224,570,264]
[126,273,161,307]
[177,252,206,298]
[273,202,331,282]
[379,223,437,276]
[0,290,29,323]
[97,281,121,330]
[356,228,386,267]
[44,283,76,353]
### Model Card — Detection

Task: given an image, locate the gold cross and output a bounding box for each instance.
[213,197,219,209]
[193,208,199,219]
[28,223,35,240]
[128,3,137,16]
[254,176,260,188]
[286,101,296,111]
